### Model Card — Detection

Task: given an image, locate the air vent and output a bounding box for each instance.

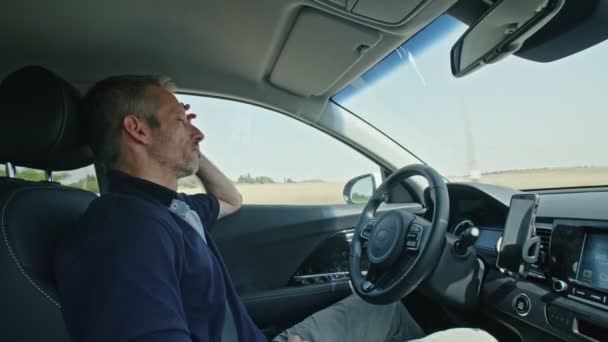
[535,216,554,224]
[535,224,553,256]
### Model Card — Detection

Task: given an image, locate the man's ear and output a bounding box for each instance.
[122,115,152,145]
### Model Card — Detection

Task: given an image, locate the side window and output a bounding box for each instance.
[175,95,380,205]
[0,164,99,194]
[56,166,100,193]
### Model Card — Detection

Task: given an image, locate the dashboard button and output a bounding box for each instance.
[547,305,573,331]
[589,291,604,303]
[513,293,531,316]
[574,288,588,297]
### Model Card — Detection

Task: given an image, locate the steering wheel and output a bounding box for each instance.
[349,164,449,305]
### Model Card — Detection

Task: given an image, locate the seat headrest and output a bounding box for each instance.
[0,66,93,171]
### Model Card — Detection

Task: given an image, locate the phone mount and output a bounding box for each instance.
[522,235,541,264]
[517,235,541,277]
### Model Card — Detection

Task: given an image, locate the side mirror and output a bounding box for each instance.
[343,174,377,204]
[451,0,564,77]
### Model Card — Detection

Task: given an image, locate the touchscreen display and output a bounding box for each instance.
[577,234,608,291]
[497,195,537,273]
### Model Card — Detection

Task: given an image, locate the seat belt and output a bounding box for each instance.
[168,197,239,341]
[221,299,239,342]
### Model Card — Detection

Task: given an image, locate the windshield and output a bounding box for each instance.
[333,15,608,190]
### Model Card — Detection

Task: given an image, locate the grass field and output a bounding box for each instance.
[179,167,608,205]
[180,181,346,205]
[450,167,608,190]
[237,182,345,205]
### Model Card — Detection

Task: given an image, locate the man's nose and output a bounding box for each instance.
[192,125,204,143]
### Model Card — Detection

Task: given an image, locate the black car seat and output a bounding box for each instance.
[0,66,96,341]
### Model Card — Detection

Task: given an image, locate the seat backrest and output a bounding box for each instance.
[0,66,95,341]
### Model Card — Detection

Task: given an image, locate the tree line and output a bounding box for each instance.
[0,168,99,193]
[235,173,324,184]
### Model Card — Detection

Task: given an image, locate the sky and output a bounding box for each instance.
[180,14,608,182]
[334,15,608,178]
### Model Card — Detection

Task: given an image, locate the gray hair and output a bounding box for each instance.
[82,74,176,168]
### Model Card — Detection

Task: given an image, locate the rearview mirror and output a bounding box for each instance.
[451,0,563,77]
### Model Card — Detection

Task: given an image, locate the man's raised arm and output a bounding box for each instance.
[196,152,243,219]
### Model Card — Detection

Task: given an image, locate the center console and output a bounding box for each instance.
[491,196,608,342]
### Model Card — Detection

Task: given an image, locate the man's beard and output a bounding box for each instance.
[176,155,199,179]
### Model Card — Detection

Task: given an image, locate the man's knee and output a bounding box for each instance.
[410,328,497,342]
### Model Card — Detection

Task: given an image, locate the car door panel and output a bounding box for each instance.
[211,202,424,328]
[242,281,352,330]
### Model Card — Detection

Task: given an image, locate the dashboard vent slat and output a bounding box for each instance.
[535,226,552,252]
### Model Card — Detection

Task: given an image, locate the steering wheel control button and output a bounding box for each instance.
[360,220,377,239]
[361,281,375,292]
[513,293,531,317]
[406,225,423,251]
[410,224,422,233]
[361,227,373,239]
[552,279,568,293]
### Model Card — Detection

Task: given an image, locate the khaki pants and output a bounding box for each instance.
[272,295,424,342]
[272,295,496,342]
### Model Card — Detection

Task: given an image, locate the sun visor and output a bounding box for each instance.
[352,0,428,24]
[269,9,381,97]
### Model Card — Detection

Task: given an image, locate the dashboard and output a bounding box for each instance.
[286,182,608,341]
[447,183,608,342]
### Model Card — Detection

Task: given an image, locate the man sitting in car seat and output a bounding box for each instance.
[55,75,495,342]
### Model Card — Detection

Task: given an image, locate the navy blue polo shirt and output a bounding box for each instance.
[55,171,267,342]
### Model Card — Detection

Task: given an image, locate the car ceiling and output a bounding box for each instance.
[0,0,457,122]
[2,0,607,123]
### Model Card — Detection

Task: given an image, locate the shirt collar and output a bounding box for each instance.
[106,170,177,207]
